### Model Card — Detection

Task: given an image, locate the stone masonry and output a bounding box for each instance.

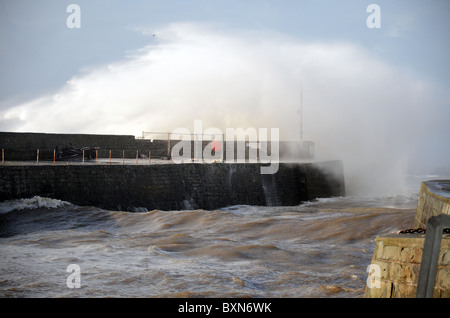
[415,180,450,228]
[365,235,450,298]
[365,180,450,298]
[0,161,345,211]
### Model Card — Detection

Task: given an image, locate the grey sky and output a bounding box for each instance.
[1,0,448,101]
[0,0,449,180]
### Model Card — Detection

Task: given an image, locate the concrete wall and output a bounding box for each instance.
[364,235,450,298]
[415,181,450,228]
[0,161,345,211]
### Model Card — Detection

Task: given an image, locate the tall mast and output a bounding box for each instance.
[300,79,303,143]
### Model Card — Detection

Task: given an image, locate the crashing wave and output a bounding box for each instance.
[0,196,72,214]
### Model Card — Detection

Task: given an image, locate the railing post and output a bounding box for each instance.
[167,133,171,158]
[416,214,450,298]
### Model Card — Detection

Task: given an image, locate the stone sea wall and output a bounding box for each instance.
[415,181,450,228]
[0,131,164,160]
[0,161,345,211]
[364,235,450,298]
[365,180,450,298]
[0,131,311,161]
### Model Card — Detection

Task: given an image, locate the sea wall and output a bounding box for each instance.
[365,180,450,298]
[0,161,345,211]
[0,131,162,160]
[364,235,450,298]
[415,181,450,228]
[0,131,312,161]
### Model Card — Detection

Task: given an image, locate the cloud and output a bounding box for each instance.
[0,22,448,196]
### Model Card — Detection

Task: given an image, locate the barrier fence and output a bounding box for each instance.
[1,148,154,166]
[1,137,264,166]
[1,137,310,165]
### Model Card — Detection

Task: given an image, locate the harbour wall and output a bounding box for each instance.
[0,131,166,160]
[364,235,449,298]
[0,161,345,211]
[414,181,450,228]
[0,131,311,161]
[365,180,450,298]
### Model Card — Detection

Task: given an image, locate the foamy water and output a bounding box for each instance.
[0,191,421,298]
[2,173,449,298]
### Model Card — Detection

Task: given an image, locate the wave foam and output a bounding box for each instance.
[0,196,72,214]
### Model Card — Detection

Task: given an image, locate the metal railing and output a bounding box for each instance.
[416,214,450,298]
[140,131,223,141]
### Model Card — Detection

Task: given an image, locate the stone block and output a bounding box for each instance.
[399,246,422,264]
[366,280,391,298]
[391,281,417,298]
[439,288,450,298]
[436,268,450,289]
[381,245,401,261]
[440,250,450,266]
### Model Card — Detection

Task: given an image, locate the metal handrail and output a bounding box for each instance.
[140,131,224,140]
[416,214,450,298]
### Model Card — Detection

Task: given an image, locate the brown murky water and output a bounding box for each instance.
[0,190,420,298]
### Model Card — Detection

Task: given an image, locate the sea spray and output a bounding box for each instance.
[0,196,71,214]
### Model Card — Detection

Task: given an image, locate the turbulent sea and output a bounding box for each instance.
[0,174,445,298]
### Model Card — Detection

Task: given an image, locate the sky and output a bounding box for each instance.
[0,0,449,194]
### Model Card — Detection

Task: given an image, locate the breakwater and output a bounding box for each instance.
[0,131,311,161]
[0,131,160,160]
[415,180,450,228]
[364,180,450,298]
[0,161,345,211]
